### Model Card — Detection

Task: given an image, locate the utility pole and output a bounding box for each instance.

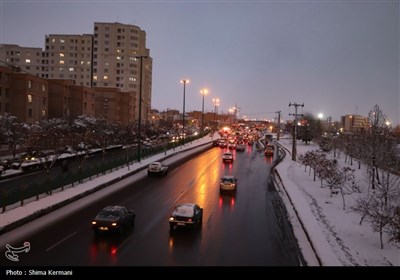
[289,102,304,161]
[275,111,281,141]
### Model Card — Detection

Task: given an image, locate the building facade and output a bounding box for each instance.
[93,22,152,124]
[1,22,152,126]
[0,44,43,77]
[44,34,93,86]
[341,114,369,132]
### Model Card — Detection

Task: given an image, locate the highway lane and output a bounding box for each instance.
[2,143,305,266]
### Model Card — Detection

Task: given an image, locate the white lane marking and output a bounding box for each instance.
[45,231,77,252]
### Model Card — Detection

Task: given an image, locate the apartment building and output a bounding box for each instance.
[0,44,43,77]
[0,65,13,115]
[93,87,133,126]
[93,22,152,124]
[47,79,96,121]
[1,22,152,126]
[44,34,93,87]
[8,70,49,124]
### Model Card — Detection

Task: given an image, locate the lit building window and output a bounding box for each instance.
[42,110,46,117]
[93,75,98,80]
[60,60,64,64]
[60,39,65,43]
[60,53,64,57]
[69,67,74,71]
[27,94,33,103]
[116,56,121,60]
[28,80,32,89]
[42,84,46,92]
[25,59,31,63]
[104,75,108,80]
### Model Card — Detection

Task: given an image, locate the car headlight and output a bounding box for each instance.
[111,222,118,227]
[91,221,97,225]
[169,217,174,221]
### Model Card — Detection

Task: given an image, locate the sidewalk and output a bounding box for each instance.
[275,137,399,266]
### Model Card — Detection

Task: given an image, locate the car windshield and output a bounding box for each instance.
[222,178,235,183]
[98,210,120,218]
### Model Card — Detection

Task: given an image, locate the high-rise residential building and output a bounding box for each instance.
[44,34,93,87]
[0,44,43,77]
[1,22,152,125]
[93,22,152,124]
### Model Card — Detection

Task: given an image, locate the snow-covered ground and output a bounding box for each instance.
[276,137,400,266]
[1,133,399,266]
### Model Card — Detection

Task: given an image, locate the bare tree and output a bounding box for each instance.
[0,113,24,158]
[363,105,388,190]
[353,171,399,249]
[24,119,70,194]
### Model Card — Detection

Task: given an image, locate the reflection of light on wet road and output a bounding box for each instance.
[219,195,235,210]
[168,236,174,251]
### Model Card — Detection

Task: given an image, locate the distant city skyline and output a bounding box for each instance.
[1,0,398,125]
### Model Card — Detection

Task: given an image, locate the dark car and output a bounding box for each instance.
[264,145,274,156]
[169,203,203,230]
[212,139,220,146]
[91,205,135,234]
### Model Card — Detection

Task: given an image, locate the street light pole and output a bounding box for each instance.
[200,89,208,135]
[180,79,189,146]
[135,55,148,163]
[212,98,219,128]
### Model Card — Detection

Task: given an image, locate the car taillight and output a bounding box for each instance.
[188,218,192,222]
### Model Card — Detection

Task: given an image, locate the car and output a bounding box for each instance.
[220,175,238,192]
[236,143,245,152]
[228,142,236,150]
[169,203,203,230]
[222,152,234,162]
[219,140,227,148]
[148,161,168,176]
[264,145,274,156]
[91,205,135,234]
[212,139,220,146]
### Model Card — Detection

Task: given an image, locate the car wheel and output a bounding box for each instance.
[169,223,175,231]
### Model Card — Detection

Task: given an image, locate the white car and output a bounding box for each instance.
[222,152,234,162]
[147,161,168,176]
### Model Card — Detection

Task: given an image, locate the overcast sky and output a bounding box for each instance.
[1,0,398,125]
